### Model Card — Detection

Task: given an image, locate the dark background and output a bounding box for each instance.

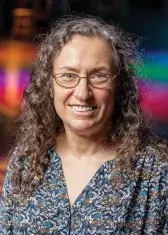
[0,1,167,189]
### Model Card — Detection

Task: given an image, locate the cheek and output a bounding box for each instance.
[53,86,73,111]
[95,90,115,121]
[95,89,115,108]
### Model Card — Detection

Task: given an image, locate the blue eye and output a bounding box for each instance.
[60,73,77,80]
[97,74,106,78]
[66,74,73,78]
[90,73,108,81]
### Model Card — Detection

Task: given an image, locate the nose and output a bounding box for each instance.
[73,77,93,101]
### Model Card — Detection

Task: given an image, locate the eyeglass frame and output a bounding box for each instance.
[52,72,117,89]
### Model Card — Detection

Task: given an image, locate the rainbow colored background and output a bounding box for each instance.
[0,41,167,135]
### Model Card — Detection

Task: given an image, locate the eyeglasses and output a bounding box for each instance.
[52,72,116,88]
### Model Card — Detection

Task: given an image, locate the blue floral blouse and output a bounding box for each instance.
[0,146,168,234]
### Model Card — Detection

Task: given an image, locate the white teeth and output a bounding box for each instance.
[70,106,94,112]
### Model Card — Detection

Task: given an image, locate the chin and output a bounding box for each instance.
[72,124,94,132]
[66,120,103,135]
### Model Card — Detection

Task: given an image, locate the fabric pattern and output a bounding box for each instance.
[0,146,168,234]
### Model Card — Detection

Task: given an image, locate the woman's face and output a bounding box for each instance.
[52,35,116,136]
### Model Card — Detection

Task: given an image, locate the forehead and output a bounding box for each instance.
[53,35,113,70]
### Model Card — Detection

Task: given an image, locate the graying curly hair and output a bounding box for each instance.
[8,15,167,196]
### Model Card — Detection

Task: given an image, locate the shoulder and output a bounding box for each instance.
[2,146,28,197]
[144,144,168,172]
[134,145,168,194]
[135,143,168,169]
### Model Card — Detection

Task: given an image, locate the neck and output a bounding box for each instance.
[56,127,111,160]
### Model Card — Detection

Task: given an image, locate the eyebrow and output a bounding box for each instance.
[59,66,80,73]
[59,65,112,73]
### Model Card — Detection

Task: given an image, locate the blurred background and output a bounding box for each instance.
[0,0,168,193]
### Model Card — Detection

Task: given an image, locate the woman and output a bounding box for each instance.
[0,15,167,234]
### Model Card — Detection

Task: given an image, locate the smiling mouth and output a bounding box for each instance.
[69,105,97,112]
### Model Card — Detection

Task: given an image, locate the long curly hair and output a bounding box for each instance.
[8,15,167,196]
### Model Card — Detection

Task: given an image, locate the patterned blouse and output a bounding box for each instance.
[0,146,168,235]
